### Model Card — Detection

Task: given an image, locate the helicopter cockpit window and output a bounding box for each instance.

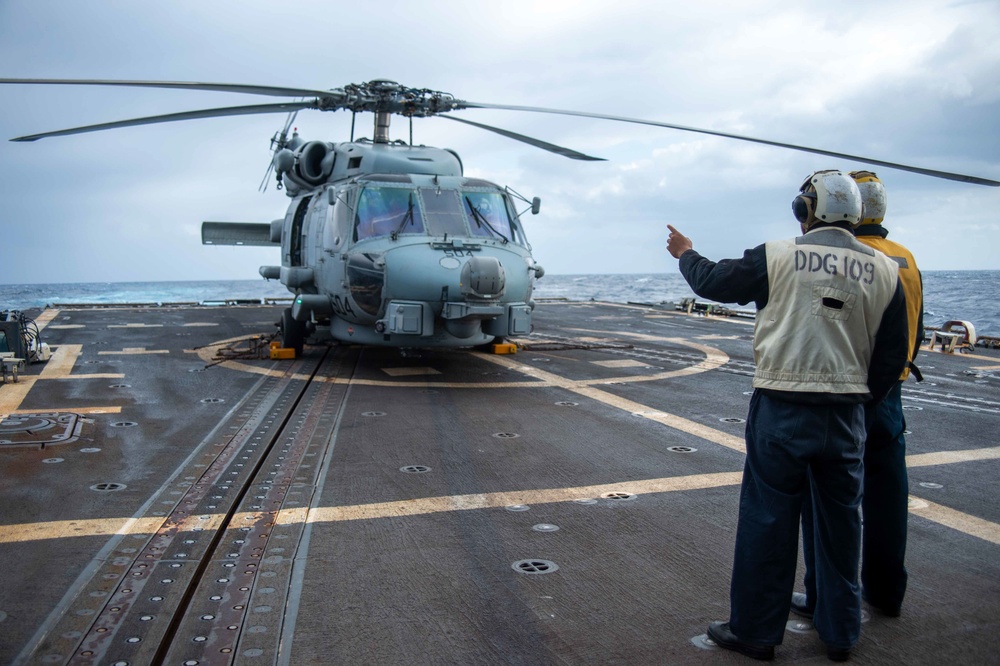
[463,191,516,243]
[354,187,425,241]
[419,189,468,237]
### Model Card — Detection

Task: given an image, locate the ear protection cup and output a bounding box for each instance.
[792,194,815,225]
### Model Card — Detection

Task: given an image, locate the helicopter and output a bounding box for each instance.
[3,78,998,354]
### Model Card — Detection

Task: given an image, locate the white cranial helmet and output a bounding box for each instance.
[792,169,864,229]
[850,170,887,225]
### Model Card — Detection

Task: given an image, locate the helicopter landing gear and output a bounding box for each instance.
[280,307,306,357]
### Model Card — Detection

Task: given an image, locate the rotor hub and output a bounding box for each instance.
[336,80,463,117]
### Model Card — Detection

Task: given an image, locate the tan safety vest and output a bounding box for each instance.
[753,227,900,394]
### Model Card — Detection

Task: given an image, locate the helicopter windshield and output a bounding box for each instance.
[463,191,516,242]
[417,187,525,245]
[354,186,425,241]
[419,189,468,238]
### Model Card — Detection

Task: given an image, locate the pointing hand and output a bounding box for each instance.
[666,224,693,259]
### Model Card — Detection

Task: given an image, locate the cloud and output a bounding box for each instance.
[0,0,998,285]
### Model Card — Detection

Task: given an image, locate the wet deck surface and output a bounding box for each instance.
[1,301,998,664]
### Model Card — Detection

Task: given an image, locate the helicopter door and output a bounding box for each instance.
[288,195,312,266]
[302,197,328,269]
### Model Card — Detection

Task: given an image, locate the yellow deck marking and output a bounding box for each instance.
[481,347,746,453]
[573,385,747,453]
[909,498,1000,545]
[0,472,745,543]
[194,332,729,388]
[0,379,34,416]
[323,377,539,388]
[45,344,83,375]
[38,345,123,380]
[647,313,755,328]
[8,448,1000,544]
[6,406,123,415]
[961,352,997,361]
[98,348,169,355]
[300,471,745,524]
[919,344,997,363]
[570,327,741,349]
[32,309,59,332]
[592,359,648,368]
[485,335,729,386]
[542,301,754,324]
[0,343,122,417]
[0,516,168,544]
[922,347,994,362]
[381,367,442,377]
[702,316,755,328]
[190,337,289,378]
[907,446,1000,467]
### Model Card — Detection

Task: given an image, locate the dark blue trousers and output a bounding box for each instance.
[803,381,909,614]
[730,391,864,648]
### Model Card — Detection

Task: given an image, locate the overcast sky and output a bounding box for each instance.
[1,0,998,285]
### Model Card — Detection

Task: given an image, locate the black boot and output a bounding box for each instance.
[707,621,775,661]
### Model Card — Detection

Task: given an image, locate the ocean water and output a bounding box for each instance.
[2,271,998,336]
[531,271,1000,337]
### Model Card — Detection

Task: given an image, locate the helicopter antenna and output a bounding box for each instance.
[259,109,299,192]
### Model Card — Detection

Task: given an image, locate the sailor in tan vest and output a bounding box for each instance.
[666,169,908,661]
[794,171,923,624]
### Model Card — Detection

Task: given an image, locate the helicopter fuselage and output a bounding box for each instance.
[216,137,544,349]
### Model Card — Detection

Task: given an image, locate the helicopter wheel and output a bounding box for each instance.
[281,308,306,357]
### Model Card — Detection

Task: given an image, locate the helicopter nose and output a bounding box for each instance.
[460,255,506,299]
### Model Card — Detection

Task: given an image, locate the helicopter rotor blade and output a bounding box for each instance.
[460,102,1000,187]
[439,115,605,162]
[0,77,342,100]
[10,101,320,142]
[3,77,994,186]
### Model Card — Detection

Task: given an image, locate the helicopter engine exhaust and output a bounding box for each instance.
[272,141,334,189]
[296,141,334,184]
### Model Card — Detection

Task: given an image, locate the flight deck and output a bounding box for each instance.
[1,301,998,665]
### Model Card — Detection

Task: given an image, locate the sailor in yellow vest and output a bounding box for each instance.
[666,170,908,661]
[793,171,922,624]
